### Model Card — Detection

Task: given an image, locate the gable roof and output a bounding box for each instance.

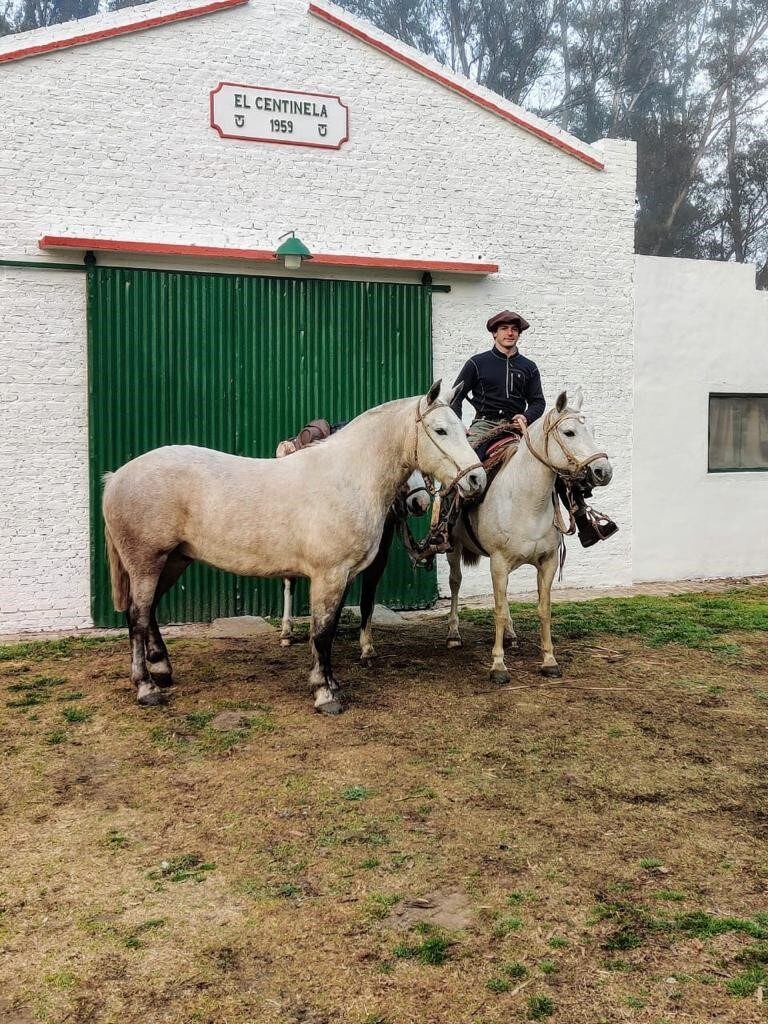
[0,0,246,64]
[309,0,604,171]
[0,0,603,170]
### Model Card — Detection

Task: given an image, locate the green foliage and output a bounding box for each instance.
[365,893,400,919]
[726,965,768,997]
[0,637,112,662]
[486,976,511,993]
[62,706,92,723]
[492,914,523,937]
[393,932,452,966]
[539,959,558,974]
[639,858,664,870]
[503,962,528,979]
[527,995,555,1020]
[343,785,374,801]
[548,937,569,949]
[147,854,215,884]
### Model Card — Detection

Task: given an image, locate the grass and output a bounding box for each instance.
[527,995,555,1019]
[0,636,114,663]
[459,586,768,650]
[392,932,452,966]
[62,705,92,723]
[3,588,768,1022]
[147,854,216,885]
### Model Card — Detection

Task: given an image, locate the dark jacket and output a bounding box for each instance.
[450,347,546,424]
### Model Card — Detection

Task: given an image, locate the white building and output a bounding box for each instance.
[0,0,763,634]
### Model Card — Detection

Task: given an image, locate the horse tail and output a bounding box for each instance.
[104,525,130,612]
[102,474,130,612]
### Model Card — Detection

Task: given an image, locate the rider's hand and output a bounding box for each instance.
[512,415,528,432]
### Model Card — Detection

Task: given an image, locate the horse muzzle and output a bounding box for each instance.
[588,458,613,487]
[457,467,487,498]
[407,493,431,516]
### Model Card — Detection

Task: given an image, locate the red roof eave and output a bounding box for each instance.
[38,236,499,274]
[0,0,247,65]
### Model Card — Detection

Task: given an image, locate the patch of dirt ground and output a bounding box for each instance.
[1,613,768,1023]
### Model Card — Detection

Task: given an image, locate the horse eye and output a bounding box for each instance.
[435,428,448,436]
[563,429,576,437]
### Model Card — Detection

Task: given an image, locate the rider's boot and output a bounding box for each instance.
[569,479,619,547]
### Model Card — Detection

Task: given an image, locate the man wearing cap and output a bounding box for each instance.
[450,310,544,452]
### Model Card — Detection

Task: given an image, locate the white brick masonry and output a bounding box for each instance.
[0,0,637,630]
[0,268,91,631]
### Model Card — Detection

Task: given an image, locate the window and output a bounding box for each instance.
[709,394,768,472]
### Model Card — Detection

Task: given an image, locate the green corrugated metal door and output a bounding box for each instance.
[88,266,436,627]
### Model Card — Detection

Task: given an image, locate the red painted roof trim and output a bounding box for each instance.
[308,2,604,171]
[39,236,499,274]
[0,0,247,65]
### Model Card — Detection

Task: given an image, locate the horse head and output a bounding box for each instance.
[416,381,487,498]
[539,389,612,487]
[403,470,431,516]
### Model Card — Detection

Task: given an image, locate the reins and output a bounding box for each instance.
[413,400,483,491]
[521,409,609,538]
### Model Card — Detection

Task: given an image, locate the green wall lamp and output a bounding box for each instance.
[276,231,312,271]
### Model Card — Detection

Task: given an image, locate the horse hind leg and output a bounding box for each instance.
[146,552,191,688]
[127,569,166,706]
[359,517,394,666]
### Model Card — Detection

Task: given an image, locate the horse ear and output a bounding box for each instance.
[424,380,442,407]
[573,386,584,411]
[443,381,463,407]
[555,390,567,413]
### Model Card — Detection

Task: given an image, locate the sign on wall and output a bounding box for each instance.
[210,83,349,150]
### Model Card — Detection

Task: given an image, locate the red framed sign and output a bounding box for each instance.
[210,82,349,150]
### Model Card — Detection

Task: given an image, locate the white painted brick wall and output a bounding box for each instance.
[0,269,91,631]
[0,0,636,630]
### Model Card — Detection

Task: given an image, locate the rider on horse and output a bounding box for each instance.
[422,308,617,553]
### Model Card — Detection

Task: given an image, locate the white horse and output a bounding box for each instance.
[446,390,613,683]
[103,382,485,714]
[278,470,431,654]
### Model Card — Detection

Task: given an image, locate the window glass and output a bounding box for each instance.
[709,394,768,471]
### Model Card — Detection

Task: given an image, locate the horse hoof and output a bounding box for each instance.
[540,664,562,679]
[137,686,165,707]
[447,637,463,649]
[280,637,292,648]
[503,637,519,650]
[315,697,345,716]
[490,669,511,686]
[149,671,173,688]
[360,656,375,669]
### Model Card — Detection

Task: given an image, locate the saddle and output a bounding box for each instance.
[276,418,332,457]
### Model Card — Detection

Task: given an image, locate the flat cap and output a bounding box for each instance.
[486,310,530,333]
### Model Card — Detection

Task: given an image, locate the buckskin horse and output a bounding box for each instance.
[103,383,485,714]
[445,389,613,682]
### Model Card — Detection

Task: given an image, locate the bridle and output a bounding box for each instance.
[413,400,483,492]
[521,408,608,480]
[522,407,609,539]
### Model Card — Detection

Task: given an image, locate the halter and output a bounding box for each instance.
[413,400,483,492]
[521,408,608,479]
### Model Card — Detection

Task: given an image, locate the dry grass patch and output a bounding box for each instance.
[1,586,767,1021]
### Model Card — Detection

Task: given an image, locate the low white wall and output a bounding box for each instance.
[0,267,92,631]
[633,255,768,582]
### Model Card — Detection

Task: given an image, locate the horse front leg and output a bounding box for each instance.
[489,554,511,685]
[280,578,295,647]
[446,544,463,648]
[309,572,350,715]
[537,549,561,678]
[359,517,395,667]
